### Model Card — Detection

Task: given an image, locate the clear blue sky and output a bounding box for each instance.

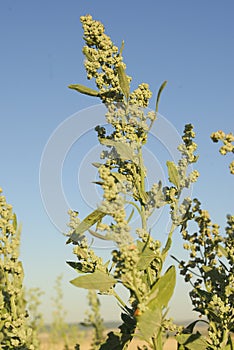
[1,1,233,324]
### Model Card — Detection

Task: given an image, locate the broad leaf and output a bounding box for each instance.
[137,303,162,341]
[100,139,137,163]
[117,63,130,99]
[70,270,116,292]
[70,209,106,242]
[99,329,132,350]
[147,265,176,307]
[166,161,180,188]
[137,241,157,270]
[176,332,208,350]
[68,84,99,97]
[224,335,234,350]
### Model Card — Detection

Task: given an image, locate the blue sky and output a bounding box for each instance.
[1,1,233,323]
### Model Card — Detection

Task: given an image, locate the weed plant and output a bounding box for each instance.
[0,188,36,349]
[66,15,233,350]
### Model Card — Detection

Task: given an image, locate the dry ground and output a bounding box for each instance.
[39,331,177,350]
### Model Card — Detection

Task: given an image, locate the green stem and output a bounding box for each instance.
[112,290,127,310]
[126,201,141,216]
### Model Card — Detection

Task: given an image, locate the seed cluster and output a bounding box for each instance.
[80,14,127,102]
[0,188,35,349]
[211,130,234,174]
[66,14,234,348]
[177,198,234,347]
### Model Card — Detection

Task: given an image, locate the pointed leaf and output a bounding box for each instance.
[127,208,134,223]
[82,46,95,62]
[156,81,167,113]
[92,162,103,168]
[68,84,99,97]
[66,261,93,274]
[70,270,116,292]
[161,237,172,260]
[147,265,176,307]
[13,213,17,231]
[70,209,106,242]
[117,63,130,99]
[218,244,228,258]
[88,229,111,241]
[182,320,208,334]
[166,161,180,188]
[119,40,124,57]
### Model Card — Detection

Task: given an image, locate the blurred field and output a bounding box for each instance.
[38,330,177,349]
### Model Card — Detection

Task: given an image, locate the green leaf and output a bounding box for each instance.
[176,332,208,350]
[117,63,130,99]
[182,320,208,335]
[88,229,111,240]
[137,304,162,341]
[13,213,17,231]
[70,270,116,292]
[166,161,180,188]
[82,46,95,62]
[156,80,167,114]
[119,40,124,57]
[99,329,132,350]
[100,139,137,163]
[92,162,103,168]
[161,237,172,260]
[201,265,223,282]
[66,261,93,274]
[218,244,228,258]
[70,209,106,242]
[68,84,99,97]
[137,241,157,270]
[127,208,134,223]
[111,172,127,183]
[147,265,176,307]
[224,335,234,350]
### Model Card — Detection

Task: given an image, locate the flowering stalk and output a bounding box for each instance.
[173,197,234,348]
[66,15,199,349]
[0,188,35,349]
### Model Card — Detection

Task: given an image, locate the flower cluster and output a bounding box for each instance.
[146,124,199,226]
[129,83,152,108]
[67,15,198,349]
[210,130,234,174]
[80,14,128,102]
[175,198,234,347]
[0,188,35,349]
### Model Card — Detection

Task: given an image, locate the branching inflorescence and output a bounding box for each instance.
[66,15,201,349]
[0,188,35,349]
